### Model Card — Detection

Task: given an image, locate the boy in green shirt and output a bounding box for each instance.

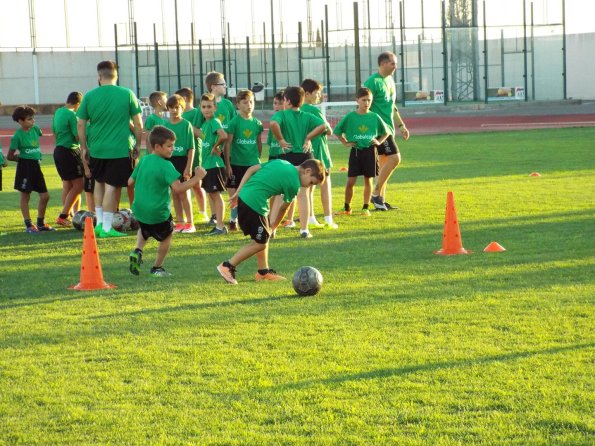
[333,87,389,216]
[300,78,338,230]
[223,89,263,231]
[128,126,206,277]
[217,159,326,285]
[7,106,55,232]
[200,93,228,235]
[164,94,196,233]
[269,86,326,239]
[144,91,168,152]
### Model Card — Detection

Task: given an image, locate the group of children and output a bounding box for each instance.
[0,69,394,282]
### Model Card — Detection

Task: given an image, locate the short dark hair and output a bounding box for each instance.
[166,94,186,110]
[12,105,36,122]
[300,78,322,94]
[200,93,215,104]
[284,86,305,107]
[378,51,396,65]
[148,91,167,107]
[175,87,194,103]
[300,158,326,184]
[356,87,372,99]
[97,60,117,79]
[235,89,253,103]
[149,125,176,148]
[66,91,82,105]
[273,90,285,102]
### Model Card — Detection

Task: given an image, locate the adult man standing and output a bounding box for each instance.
[78,60,143,237]
[364,51,410,211]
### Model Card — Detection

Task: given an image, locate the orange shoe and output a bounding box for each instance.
[334,207,352,216]
[55,217,72,227]
[174,223,185,233]
[217,262,238,285]
[255,269,286,281]
[281,219,296,228]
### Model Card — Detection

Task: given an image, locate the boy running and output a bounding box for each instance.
[217,159,326,285]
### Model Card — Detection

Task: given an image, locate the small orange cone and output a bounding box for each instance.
[69,217,116,290]
[484,241,506,252]
[434,191,471,255]
[339,167,348,172]
[530,172,541,177]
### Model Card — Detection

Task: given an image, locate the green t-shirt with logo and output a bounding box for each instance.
[266,128,282,158]
[333,111,388,149]
[131,154,181,224]
[227,115,263,166]
[10,126,43,160]
[364,72,397,135]
[52,107,79,149]
[270,109,325,155]
[239,159,301,216]
[182,108,203,168]
[301,103,333,169]
[77,85,142,159]
[200,118,225,169]
[194,98,237,131]
[144,113,167,131]
[164,119,195,157]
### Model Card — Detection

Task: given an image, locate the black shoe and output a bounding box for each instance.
[150,266,171,277]
[229,221,238,231]
[383,201,400,210]
[371,195,388,211]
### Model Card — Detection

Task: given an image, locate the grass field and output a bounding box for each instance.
[0,128,594,445]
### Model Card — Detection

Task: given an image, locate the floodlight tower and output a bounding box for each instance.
[220,0,226,39]
[307,0,313,43]
[447,0,480,101]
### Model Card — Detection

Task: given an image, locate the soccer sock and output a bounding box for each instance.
[230,207,238,222]
[309,216,319,224]
[257,269,269,276]
[344,203,351,211]
[24,219,33,228]
[324,215,333,225]
[102,212,114,232]
[223,260,235,268]
[59,213,68,219]
[363,204,369,210]
[95,207,103,225]
[36,217,45,227]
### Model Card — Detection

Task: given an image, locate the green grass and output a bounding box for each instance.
[0,128,594,445]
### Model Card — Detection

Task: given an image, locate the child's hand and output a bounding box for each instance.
[370,138,380,146]
[183,167,191,180]
[302,140,312,153]
[226,165,233,180]
[279,139,291,152]
[211,146,222,156]
[193,166,206,180]
[83,165,92,178]
[399,125,410,141]
[228,192,238,209]
[343,141,356,148]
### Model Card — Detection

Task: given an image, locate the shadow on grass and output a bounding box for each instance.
[266,342,595,392]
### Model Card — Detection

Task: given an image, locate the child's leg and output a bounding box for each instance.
[134,228,149,252]
[61,177,84,217]
[193,182,208,218]
[320,173,336,226]
[255,243,269,270]
[154,233,173,268]
[181,189,194,225]
[229,240,266,267]
[126,184,135,206]
[85,192,95,212]
[37,191,50,220]
[309,185,316,218]
[285,200,296,222]
[211,192,225,230]
[297,186,310,233]
[20,191,31,221]
[363,176,373,206]
[61,180,71,205]
[172,193,185,224]
[344,177,357,208]
[227,187,237,222]
[72,194,81,213]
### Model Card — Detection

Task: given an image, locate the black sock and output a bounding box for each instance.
[24,219,33,228]
[258,269,269,275]
[344,203,351,211]
[134,248,143,255]
[59,213,68,219]
[363,204,369,210]
[223,260,235,268]
[36,217,45,227]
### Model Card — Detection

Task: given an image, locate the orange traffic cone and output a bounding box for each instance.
[339,167,348,172]
[484,241,506,252]
[69,217,117,290]
[434,191,471,255]
[530,172,541,177]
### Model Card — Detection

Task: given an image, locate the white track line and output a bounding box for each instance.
[481,121,595,128]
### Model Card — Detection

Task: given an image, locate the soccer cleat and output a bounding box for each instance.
[371,195,388,211]
[174,223,186,233]
[229,221,238,231]
[324,222,339,229]
[207,226,228,236]
[180,223,196,233]
[255,269,286,281]
[281,219,296,228]
[129,250,143,275]
[98,227,127,238]
[25,225,39,234]
[94,225,102,236]
[334,208,352,216]
[150,266,171,277]
[300,231,313,239]
[207,216,217,226]
[383,201,400,210]
[37,223,56,231]
[361,209,372,216]
[55,217,72,227]
[217,262,238,285]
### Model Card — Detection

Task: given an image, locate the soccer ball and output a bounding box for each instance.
[129,212,140,231]
[292,266,323,296]
[112,210,131,232]
[72,210,96,231]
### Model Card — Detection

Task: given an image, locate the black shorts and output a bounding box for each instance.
[53,146,84,181]
[202,167,226,193]
[348,146,378,178]
[376,134,400,156]
[226,165,251,188]
[138,214,174,242]
[268,155,279,161]
[89,155,134,187]
[14,159,48,193]
[280,152,313,166]
[170,155,188,181]
[237,198,270,245]
[84,176,95,193]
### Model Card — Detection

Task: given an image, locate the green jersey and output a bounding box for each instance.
[301,103,332,169]
[239,160,300,216]
[144,113,167,131]
[333,111,388,149]
[270,109,325,154]
[0,143,5,165]
[200,118,225,169]
[164,119,195,157]
[266,128,282,158]
[182,108,203,167]
[227,115,263,166]
[194,98,237,131]
[77,84,142,159]
[131,154,181,224]
[52,107,79,149]
[364,72,397,135]
[10,126,43,160]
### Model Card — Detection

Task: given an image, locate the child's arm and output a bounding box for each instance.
[77,119,92,178]
[302,123,326,152]
[171,166,207,194]
[336,134,355,148]
[374,133,389,146]
[223,132,233,178]
[6,149,18,162]
[184,149,194,180]
[270,201,291,231]
[211,129,227,156]
[257,136,263,158]
[131,114,143,159]
[270,121,291,151]
[228,164,262,207]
